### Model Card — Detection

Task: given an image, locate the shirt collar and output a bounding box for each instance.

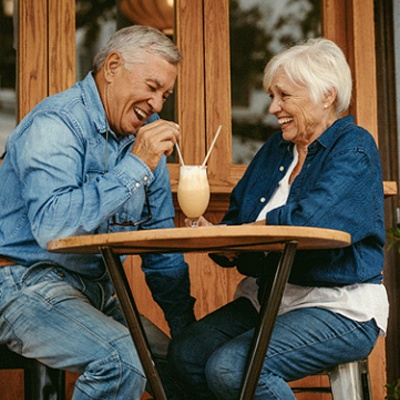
[276,115,355,152]
[80,72,136,147]
[80,72,109,135]
[314,115,355,149]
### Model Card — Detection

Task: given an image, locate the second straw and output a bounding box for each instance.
[201,125,222,167]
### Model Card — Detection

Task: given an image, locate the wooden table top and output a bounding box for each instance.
[47,225,351,255]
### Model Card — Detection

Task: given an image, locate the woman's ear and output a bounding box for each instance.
[324,87,338,107]
[103,51,124,83]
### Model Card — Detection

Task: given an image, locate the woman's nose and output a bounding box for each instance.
[269,97,281,114]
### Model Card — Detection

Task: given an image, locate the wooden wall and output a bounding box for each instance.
[0,0,393,399]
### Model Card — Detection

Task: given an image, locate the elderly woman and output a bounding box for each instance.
[167,38,389,399]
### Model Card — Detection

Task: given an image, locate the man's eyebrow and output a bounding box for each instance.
[149,78,174,94]
[147,78,164,88]
[142,74,174,95]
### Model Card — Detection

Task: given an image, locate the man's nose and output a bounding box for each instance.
[148,94,164,113]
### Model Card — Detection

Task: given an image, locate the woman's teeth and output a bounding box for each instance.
[278,117,294,125]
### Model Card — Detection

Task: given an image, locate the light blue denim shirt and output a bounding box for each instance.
[0,72,195,334]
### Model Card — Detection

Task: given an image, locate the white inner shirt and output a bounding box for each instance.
[234,146,389,334]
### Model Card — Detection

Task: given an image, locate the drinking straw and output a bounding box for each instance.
[201,125,222,167]
[175,142,185,166]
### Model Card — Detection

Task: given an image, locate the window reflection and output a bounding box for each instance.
[76,1,117,81]
[230,0,321,164]
[0,0,16,156]
[1,0,321,163]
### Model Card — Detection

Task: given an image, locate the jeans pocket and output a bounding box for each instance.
[20,262,66,286]
[0,266,18,312]
[20,263,89,306]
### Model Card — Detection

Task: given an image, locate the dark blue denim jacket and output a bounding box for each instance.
[0,72,195,335]
[221,116,385,286]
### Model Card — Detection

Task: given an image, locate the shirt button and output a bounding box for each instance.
[143,176,148,182]
[135,182,141,188]
[260,197,266,203]
[279,166,284,171]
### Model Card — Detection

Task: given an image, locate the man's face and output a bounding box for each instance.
[103,51,177,136]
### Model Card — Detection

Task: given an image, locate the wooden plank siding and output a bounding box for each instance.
[0,0,393,399]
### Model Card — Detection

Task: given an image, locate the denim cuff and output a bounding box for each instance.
[168,310,196,338]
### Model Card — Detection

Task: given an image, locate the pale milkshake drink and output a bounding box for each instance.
[177,165,210,220]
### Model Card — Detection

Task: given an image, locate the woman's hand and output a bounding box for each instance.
[184,215,213,227]
[186,216,240,262]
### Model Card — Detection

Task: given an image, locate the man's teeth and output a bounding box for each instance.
[278,117,293,125]
[134,108,147,119]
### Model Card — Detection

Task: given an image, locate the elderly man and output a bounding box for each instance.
[0,25,195,399]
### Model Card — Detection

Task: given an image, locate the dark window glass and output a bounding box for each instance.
[230,0,321,163]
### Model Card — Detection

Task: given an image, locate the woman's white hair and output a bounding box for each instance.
[263,38,352,115]
[93,25,182,73]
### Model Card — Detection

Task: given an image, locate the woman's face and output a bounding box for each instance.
[268,68,335,146]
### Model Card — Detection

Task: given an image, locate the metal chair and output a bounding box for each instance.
[0,344,65,400]
[292,359,372,400]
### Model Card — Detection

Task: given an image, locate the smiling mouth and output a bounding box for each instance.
[278,117,294,126]
[134,107,148,121]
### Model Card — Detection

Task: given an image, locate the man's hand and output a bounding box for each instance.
[131,120,180,170]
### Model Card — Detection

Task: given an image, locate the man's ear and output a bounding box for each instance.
[103,51,124,82]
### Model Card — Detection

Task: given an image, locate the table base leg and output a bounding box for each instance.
[100,247,167,400]
[239,241,298,400]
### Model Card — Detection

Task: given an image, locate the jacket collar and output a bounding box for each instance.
[276,115,355,153]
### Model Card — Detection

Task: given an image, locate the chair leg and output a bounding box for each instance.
[359,359,372,400]
[24,361,65,400]
[291,359,373,399]
[328,361,369,400]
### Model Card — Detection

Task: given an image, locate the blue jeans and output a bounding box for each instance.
[168,297,380,400]
[0,263,180,400]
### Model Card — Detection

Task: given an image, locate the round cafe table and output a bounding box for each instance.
[48,225,351,400]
